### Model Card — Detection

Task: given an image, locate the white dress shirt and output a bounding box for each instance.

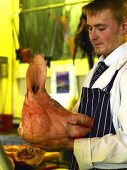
[73,42,127,169]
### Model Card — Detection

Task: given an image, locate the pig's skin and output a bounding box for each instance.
[18,54,94,144]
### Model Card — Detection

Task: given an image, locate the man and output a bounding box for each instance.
[69,0,127,169]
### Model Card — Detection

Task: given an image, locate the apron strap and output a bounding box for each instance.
[104,61,127,92]
[103,70,119,92]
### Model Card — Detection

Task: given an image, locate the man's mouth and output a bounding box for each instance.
[93,43,103,48]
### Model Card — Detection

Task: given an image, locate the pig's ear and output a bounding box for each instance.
[26,54,47,94]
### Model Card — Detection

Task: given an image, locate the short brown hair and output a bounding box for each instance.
[82,0,127,24]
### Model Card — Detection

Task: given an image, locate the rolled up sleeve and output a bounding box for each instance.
[74,138,93,169]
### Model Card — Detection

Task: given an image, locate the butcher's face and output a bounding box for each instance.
[87,9,125,58]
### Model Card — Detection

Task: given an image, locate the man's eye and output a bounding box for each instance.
[98,27,106,31]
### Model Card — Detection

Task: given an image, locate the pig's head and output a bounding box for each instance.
[18,54,94,146]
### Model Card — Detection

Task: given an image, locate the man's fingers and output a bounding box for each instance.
[68,125,92,139]
[68,113,94,129]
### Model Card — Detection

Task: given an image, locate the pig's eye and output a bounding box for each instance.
[32,85,39,93]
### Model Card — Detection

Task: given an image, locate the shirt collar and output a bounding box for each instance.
[98,42,127,66]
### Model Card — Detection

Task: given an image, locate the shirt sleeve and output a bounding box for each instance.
[74,130,127,169]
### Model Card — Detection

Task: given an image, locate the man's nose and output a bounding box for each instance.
[89,29,98,40]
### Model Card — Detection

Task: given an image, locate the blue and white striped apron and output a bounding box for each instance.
[69,70,120,170]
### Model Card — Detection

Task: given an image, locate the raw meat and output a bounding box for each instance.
[18,54,94,148]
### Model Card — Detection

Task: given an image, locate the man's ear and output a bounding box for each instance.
[122,19,127,33]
